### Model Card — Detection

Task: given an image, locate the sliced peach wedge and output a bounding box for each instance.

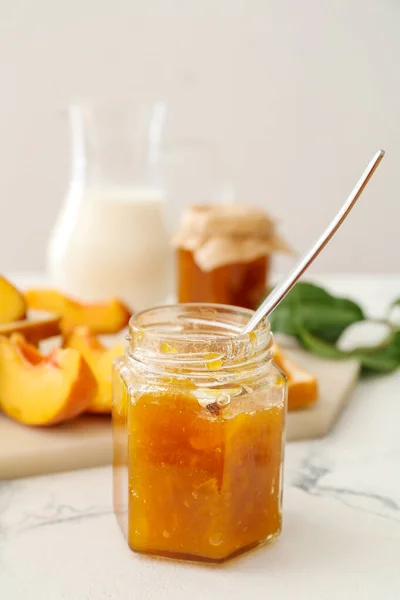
[65,327,125,413]
[272,343,318,411]
[25,289,132,335]
[0,334,97,426]
[0,314,61,345]
[0,276,26,324]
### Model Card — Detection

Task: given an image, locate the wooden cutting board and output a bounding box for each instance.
[0,349,360,480]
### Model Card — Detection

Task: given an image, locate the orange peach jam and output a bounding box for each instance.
[177,248,270,309]
[112,304,286,562]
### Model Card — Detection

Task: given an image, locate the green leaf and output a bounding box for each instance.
[358,331,400,375]
[267,281,400,376]
[297,327,348,360]
[298,325,400,375]
[388,298,400,326]
[269,282,365,343]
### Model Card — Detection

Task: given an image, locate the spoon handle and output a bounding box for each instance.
[243,149,385,334]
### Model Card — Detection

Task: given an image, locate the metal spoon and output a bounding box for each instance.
[243,149,385,334]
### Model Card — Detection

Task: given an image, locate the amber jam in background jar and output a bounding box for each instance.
[177,250,270,310]
[113,304,287,563]
[173,204,291,309]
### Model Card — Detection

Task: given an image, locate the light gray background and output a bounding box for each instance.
[0,0,398,274]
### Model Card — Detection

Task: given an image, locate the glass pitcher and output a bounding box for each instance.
[46,102,172,312]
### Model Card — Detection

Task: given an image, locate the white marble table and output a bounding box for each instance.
[1,275,400,599]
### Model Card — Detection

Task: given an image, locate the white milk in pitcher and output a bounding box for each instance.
[47,187,172,312]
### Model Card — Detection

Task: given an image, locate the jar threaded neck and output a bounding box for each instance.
[127,303,273,381]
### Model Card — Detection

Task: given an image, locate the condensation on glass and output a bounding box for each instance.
[112,303,287,563]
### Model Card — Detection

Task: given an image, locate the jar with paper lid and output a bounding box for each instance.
[173,204,291,309]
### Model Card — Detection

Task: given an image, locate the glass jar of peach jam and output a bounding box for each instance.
[112,304,287,563]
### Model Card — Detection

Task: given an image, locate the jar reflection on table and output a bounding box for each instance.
[112,304,287,563]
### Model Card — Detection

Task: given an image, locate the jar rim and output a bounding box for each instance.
[127,303,273,381]
[128,302,271,343]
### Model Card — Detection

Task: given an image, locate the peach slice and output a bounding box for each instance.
[25,289,132,334]
[0,315,61,345]
[273,343,318,411]
[0,276,26,324]
[0,334,97,426]
[65,327,124,413]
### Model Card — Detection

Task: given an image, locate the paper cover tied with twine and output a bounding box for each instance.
[173,204,292,272]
